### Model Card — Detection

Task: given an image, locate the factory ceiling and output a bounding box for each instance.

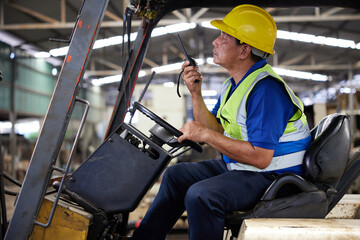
[1,0,360,102]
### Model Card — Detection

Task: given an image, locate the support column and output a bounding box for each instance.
[348,68,356,148]
[9,49,17,178]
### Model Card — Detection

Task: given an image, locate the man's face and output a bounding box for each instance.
[212,32,241,67]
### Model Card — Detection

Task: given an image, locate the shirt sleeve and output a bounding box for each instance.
[246,77,296,150]
[211,95,221,123]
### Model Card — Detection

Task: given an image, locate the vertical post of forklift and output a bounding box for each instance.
[4,0,109,239]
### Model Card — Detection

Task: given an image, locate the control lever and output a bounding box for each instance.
[177,34,200,97]
[128,71,156,124]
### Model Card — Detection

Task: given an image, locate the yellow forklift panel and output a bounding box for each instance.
[29,195,92,240]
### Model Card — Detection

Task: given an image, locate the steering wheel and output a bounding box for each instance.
[133,101,202,153]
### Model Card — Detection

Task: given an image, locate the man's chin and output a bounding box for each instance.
[213,60,221,66]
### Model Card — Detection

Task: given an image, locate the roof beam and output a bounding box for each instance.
[200,64,360,73]
[2,13,360,30]
[279,53,309,66]
[191,8,209,22]
[167,44,184,59]
[94,58,122,70]
[85,70,122,76]
[282,64,358,71]
[172,10,187,22]
[322,7,344,16]
[105,10,123,21]
[273,14,360,22]
[183,8,192,20]
[143,58,159,68]
[0,2,4,26]
[6,2,59,24]
[61,0,66,23]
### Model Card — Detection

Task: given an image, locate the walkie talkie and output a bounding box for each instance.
[176,34,200,97]
[177,34,198,70]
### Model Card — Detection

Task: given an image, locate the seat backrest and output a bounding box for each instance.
[302,113,351,192]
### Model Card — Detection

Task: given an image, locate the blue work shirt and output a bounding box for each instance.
[211,59,311,175]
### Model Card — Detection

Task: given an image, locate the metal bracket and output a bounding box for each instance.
[33,97,90,228]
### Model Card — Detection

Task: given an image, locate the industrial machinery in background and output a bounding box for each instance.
[1,0,360,239]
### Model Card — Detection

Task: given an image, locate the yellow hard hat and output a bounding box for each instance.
[211,4,277,55]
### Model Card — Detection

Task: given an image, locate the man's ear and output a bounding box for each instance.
[239,44,252,60]
[242,44,251,57]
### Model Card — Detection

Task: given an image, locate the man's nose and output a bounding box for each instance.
[212,37,218,47]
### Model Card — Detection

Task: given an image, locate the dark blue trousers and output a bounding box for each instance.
[132,159,276,240]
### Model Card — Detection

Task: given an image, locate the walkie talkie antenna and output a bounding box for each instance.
[177,34,197,68]
[176,34,200,98]
[177,34,191,63]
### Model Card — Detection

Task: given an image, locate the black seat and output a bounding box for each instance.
[225,113,360,238]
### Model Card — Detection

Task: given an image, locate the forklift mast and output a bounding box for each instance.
[4,0,110,239]
[4,0,359,239]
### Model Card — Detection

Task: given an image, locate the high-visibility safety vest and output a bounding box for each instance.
[216,64,310,172]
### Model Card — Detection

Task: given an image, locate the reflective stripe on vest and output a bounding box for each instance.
[227,150,306,172]
[216,64,310,172]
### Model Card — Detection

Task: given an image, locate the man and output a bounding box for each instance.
[132,4,311,240]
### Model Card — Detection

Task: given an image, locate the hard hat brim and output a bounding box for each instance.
[210,19,237,41]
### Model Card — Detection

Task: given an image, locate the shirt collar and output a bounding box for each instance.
[230,59,268,88]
